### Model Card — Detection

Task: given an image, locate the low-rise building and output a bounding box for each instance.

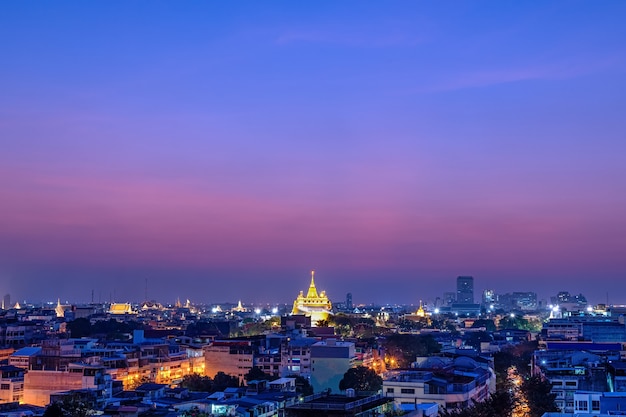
[23,363,111,407]
[310,339,355,393]
[0,366,24,404]
[383,356,494,411]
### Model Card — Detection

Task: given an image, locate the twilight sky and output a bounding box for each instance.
[1,2,625,305]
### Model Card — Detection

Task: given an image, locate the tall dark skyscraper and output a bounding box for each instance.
[346,293,353,310]
[456,276,474,304]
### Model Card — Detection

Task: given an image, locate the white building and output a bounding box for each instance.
[383,356,494,411]
[310,339,355,393]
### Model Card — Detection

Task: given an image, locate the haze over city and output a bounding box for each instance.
[1,2,625,304]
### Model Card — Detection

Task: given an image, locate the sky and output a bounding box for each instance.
[1,1,625,305]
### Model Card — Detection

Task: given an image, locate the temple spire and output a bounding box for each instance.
[306,270,319,299]
[55,298,65,318]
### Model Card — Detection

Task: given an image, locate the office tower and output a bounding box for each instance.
[443,292,456,306]
[483,289,495,305]
[457,276,474,304]
[346,293,353,310]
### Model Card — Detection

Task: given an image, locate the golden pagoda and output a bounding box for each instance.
[233,300,246,312]
[416,300,425,317]
[292,270,332,325]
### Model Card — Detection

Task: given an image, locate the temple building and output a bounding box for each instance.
[55,299,71,318]
[292,271,332,325]
[108,303,135,315]
[233,300,246,312]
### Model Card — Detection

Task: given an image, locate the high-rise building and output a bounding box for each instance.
[456,276,474,304]
[483,289,495,305]
[443,292,456,306]
[346,293,353,310]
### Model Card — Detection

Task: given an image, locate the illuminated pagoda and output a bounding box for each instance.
[292,270,332,325]
[233,300,247,312]
[416,300,426,317]
[55,298,71,318]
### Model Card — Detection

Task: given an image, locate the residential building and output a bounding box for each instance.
[0,366,24,404]
[285,392,393,417]
[383,356,494,411]
[310,339,355,393]
[204,340,255,383]
[23,363,111,407]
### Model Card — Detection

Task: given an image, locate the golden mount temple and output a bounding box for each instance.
[292,270,332,325]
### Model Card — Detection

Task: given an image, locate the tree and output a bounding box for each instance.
[339,366,382,392]
[180,407,211,417]
[181,374,213,392]
[382,334,441,368]
[471,319,497,332]
[439,391,515,417]
[42,403,64,417]
[288,375,314,396]
[244,366,276,382]
[212,371,240,391]
[44,393,96,417]
[521,376,559,417]
[464,331,493,350]
[493,342,537,391]
[66,318,92,338]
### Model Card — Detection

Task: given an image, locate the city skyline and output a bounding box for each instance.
[1,2,626,304]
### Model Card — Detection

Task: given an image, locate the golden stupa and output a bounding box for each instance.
[416,300,426,317]
[292,270,332,325]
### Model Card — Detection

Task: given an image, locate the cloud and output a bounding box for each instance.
[417,56,624,93]
[276,28,424,48]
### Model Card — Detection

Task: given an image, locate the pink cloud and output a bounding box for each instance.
[1,165,624,274]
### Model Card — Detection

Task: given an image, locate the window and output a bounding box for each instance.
[386,388,394,393]
[592,400,600,411]
[0,384,10,390]
[565,381,577,387]
[576,400,589,411]
[400,388,415,394]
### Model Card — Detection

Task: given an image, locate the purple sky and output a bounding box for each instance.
[1,2,625,305]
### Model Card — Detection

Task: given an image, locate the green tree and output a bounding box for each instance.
[493,341,537,390]
[288,375,314,396]
[44,393,96,417]
[180,406,211,417]
[471,319,497,332]
[521,376,559,417]
[498,315,530,331]
[126,376,151,390]
[42,403,64,417]
[66,318,92,338]
[244,366,276,382]
[212,371,240,391]
[339,366,382,392]
[181,374,213,392]
[383,334,441,368]
[439,391,515,417]
[464,331,493,350]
